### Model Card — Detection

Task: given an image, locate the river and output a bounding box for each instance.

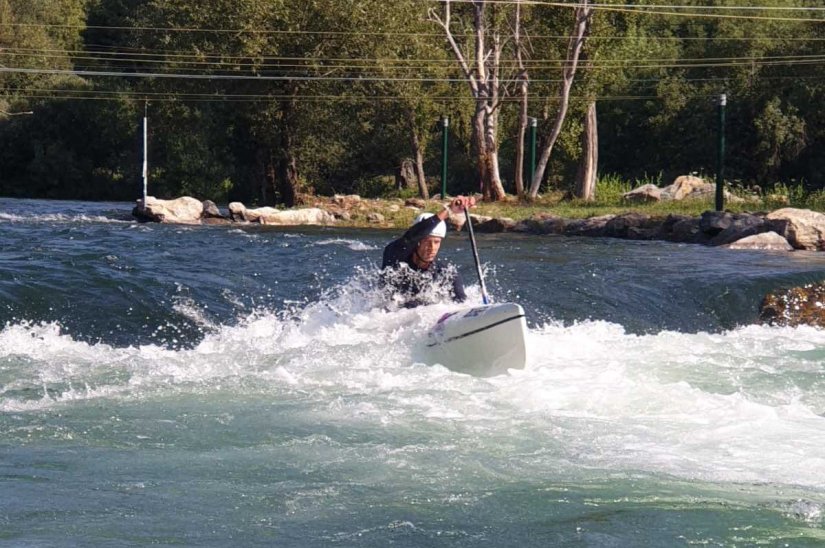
[1,198,824,546]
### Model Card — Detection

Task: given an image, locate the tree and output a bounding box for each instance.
[429,0,518,201]
[527,1,592,199]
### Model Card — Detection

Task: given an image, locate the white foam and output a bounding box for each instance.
[0,212,127,224]
[2,289,825,491]
[316,238,378,251]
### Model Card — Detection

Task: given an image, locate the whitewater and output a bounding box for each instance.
[1,198,824,546]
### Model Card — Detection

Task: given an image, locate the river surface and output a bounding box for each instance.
[1,198,825,546]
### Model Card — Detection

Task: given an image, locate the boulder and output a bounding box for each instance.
[332,194,362,209]
[699,211,733,236]
[228,202,249,222]
[366,212,385,224]
[724,231,793,251]
[759,283,825,327]
[473,217,517,233]
[622,184,662,203]
[228,203,335,225]
[513,214,566,235]
[668,218,706,244]
[404,198,426,209]
[661,175,710,200]
[766,208,825,250]
[563,215,615,237]
[134,196,203,224]
[709,213,768,246]
[201,200,225,219]
[603,212,658,239]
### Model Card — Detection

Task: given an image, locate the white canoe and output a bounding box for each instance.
[420,302,527,377]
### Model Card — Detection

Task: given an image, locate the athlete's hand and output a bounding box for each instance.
[448,195,476,214]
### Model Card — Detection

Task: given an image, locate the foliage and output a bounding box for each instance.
[0,0,824,205]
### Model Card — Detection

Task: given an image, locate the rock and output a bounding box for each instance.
[366,212,385,224]
[387,204,400,213]
[766,208,825,250]
[134,196,203,224]
[622,184,662,203]
[202,217,232,226]
[201,200,225,219]
[228,202,249,222]
[699,211,733,236]
[759,283,825,327]
[661,175,710,200]
[258,207,336,226]
[332,194,361,209]
[468,214,493,224]
[513,214,566,235]
[724,231,793,251]
[669,218,706,243]
[563,215,615,237]
[228,203,335,225]
[603,212,658,239]
[709,213,768,246]
[474,217,517,233]
[404,198,426,209]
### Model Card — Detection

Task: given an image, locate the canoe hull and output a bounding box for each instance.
[421,303,527,377]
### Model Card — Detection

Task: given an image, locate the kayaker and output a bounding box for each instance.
[381,195,476,308]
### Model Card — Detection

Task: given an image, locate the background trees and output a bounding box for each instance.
[0,0,823,203]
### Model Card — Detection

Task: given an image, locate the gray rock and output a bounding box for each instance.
[622,184,662,203]
[699,211,734,235]
[766,208,825,250]
[513,215,566,235]
[134,196,203,224]
[709,213,767,246]
[474,217,517,233]
[201,200,225,219]
[724,231,793,251]
[564,215,615,237]
[366,212,385,224]
[603,212,657,239]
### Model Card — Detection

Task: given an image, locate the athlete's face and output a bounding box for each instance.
[416,236,442,264]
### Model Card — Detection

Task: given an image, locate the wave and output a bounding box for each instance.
[0,212,130,224]
[316,238,378,251]
[2,278,825,493]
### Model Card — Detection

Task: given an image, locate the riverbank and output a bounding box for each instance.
[134,193,825,253]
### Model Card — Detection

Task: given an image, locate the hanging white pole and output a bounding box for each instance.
[142,103,148,204]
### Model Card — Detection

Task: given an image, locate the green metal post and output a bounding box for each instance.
[441,116,449,199]
[715,93,726,212]
[528,117,538,188]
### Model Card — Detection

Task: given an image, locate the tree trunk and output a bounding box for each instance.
[575,101,598,201]
[528,1,592,199]
[513,0,527,198]
[255,145,277,206]
[429,0,508,202]
[276,140,298,207]
[410,124,429,199]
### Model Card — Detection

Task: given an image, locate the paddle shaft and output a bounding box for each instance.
[464,208,489,305]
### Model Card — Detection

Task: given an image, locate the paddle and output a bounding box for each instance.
[464,208,490,305]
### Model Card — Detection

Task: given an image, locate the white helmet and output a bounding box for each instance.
[413,212,447,238]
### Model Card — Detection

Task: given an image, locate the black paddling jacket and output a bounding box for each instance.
[381,214,467,308]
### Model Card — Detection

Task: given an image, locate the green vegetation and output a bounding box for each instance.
[1,1,823,208]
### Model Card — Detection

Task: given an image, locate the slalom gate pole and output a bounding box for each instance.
[464,208,489,305]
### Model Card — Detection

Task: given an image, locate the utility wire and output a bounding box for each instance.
[5,48,825,68]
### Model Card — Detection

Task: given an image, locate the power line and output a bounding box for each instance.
[4,47,825,68]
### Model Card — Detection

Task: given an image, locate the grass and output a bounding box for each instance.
[332,176,824,229]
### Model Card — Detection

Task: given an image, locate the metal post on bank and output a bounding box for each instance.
[528,117,538,188]
[440,115,449,199]
[142,102,149,205]
[715,93,726,212]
